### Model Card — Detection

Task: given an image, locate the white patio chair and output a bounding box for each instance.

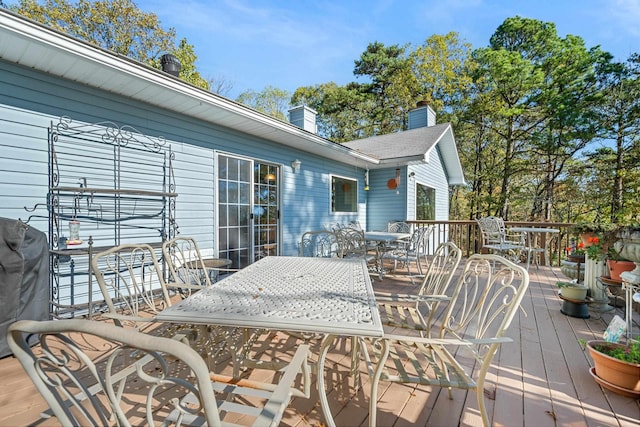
[380,225,434,283]
[7,318,310,427]
[162,236,236,295]
[299,230,341,257]
[360,254,530,427]
[335,227,377,264]
[92,243,234,372]
[476,216,526,262]
[375,241,463,337]
[386,221,410,233]
[162,236,213,294]
[91,243,172,328]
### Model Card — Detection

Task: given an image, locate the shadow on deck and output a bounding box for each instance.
[1,261,638,426]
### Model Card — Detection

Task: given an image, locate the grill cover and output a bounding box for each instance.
[0,218,49,358]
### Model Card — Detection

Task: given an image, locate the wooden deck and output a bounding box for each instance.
[1,262,639,427]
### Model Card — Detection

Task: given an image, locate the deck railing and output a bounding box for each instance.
[408,220,575,267]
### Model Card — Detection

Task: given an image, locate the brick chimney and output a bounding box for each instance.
[288,105,317,133]
[408,100,436,129]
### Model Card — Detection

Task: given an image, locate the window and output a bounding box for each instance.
[331,176,357,213]
[416,183,435,220]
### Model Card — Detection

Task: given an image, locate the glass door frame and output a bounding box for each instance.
[215,151,281,269]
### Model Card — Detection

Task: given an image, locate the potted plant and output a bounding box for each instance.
[557,281,588,300]
[583,227,635,281]
[570,222,617,247]
[586,339,640,397]
[565,240,586,263]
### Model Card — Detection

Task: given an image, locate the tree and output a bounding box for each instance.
[589,54,640,223]
[207,74,235,98]
[410,32,475,115]
[236,86,291,121]
[461,17,606,222]
[352,41,416,136]
[9,0,209,90]
[292,82,371,141]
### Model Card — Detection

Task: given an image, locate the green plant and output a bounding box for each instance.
[557,281,579,288]
[583,228,630,261]
[566,240,585,256]
[584,235,605,260]
[592,340,640,364]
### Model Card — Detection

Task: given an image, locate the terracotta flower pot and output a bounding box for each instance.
[587,340,640,395]
[607,259,635,282]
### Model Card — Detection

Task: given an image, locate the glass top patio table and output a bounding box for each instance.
[155,255,383,427]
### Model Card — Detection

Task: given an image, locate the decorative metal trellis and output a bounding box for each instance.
[29,116,177,318]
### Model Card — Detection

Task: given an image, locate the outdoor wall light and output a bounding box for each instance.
[291,159,302,173]
[364,169,370,191]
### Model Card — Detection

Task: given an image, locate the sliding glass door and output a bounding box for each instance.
[217,154,280,268]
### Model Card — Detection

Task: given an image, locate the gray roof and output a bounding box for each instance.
[343,124,466,185]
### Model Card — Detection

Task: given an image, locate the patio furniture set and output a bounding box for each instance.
[476,216,560,269]
[7,232,531,426]
[305,221,434,283]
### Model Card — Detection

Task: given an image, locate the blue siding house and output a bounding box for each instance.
[0,9,464,314]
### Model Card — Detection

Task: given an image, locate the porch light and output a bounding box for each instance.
[291,159,302,173]
[364,169,370,191]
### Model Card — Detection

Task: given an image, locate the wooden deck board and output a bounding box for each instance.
[0,261,638,427]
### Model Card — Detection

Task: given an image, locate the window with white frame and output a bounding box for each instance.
[331,175,357,213]
[416,183,435,220]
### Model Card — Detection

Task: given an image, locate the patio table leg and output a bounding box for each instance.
[317,333,338,427]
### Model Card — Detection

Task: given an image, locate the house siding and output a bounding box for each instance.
[0,60,366,257]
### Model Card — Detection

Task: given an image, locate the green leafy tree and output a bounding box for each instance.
[352,42,416,136]
[588,54,640,223]
[9,0,209,89]
[292,82,370,141]
[410,32,475,116]
[236,85,291,121]
[461,17,606,222]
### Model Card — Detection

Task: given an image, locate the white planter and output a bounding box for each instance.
[560,285,588,300]
[614,229,640,284]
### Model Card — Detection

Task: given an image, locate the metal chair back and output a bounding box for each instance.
[7,319,310,427]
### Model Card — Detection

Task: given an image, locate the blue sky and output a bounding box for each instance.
[13,0,640,99]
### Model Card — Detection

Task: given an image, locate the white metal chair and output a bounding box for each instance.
[162,236,214,295]
[299,230,341,258]
[380,225,434,283]
[476,216,526,262]
[386,221,410,233]
[92,243,235,371]
[335,227,377,264]
[375,241,463,337]
[92,243,172,328]
[7,318,310,427]
[361,254,530,427]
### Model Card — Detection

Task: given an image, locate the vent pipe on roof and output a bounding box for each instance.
[160,54,181,76]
